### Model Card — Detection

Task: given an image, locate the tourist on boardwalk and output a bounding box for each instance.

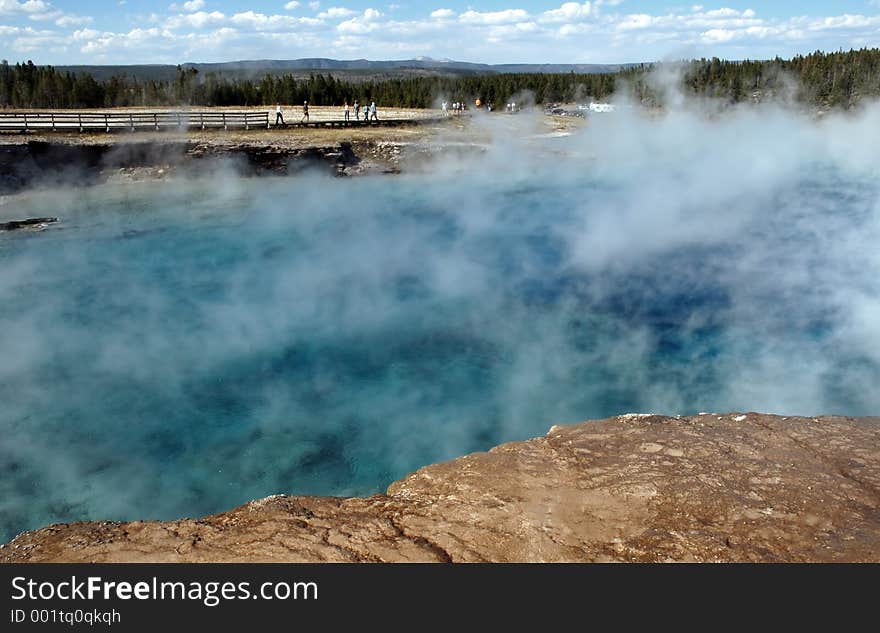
[354,100,360,121]
[275,103,285,126]
[442,101,448,116]
[369,101,378,121]
[301,101,310,123]
[344,101,350,122]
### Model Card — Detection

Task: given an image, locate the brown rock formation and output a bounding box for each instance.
[3,413,879,562]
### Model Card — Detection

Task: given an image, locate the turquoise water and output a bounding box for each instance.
[1,146,879,541]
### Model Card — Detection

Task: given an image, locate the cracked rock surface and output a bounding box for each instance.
[3,413,879,562]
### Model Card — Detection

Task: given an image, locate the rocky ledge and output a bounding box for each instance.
[3,413,879,562]
[0,139,402,193]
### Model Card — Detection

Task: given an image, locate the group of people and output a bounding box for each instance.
[274,100,378,126]
[441,101,469,116]
[343,100,378,122]
[274,101,305,126]
[441,99,501,115]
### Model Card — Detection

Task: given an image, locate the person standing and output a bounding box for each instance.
[301,100,310,124]
[275,103,285,126]
[354,100,360,121]
[369,101,378,121]
[344,100,350,122]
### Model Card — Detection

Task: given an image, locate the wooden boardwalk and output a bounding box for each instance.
[0,110,444,133]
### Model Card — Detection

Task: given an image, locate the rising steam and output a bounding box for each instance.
[1,85,879,541]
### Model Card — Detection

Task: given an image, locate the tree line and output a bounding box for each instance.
[2,48,879,110]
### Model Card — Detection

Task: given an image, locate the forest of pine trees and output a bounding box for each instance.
[2,48,879,110]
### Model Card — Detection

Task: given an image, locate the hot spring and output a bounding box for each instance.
[2,108,879,541]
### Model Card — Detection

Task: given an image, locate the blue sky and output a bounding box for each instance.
[1,1,879,64]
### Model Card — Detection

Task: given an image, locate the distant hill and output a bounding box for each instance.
[54,58,640,81]
[10,49,878,110]
[183,58,640,76]
[50,65,180,81]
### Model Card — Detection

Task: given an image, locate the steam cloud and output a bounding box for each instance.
[1,97,879,541]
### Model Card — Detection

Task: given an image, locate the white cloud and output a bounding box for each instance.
[0,0,95,33]
[72,27,99,41]
[337,9,384,34]
[317,7,355,20]
[169,0,205,12]
[229,11,301,30]
[55,14,92,27]
[0,0,51,15]
[4,3,880,67]
[166,10,225,30]
[459,9,530,25]
[430,9,454,20]
[541,3,593,24]
[0,0,70,24]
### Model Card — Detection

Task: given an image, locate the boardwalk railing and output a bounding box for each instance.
[0,110,446,133]
[0,111,270,132]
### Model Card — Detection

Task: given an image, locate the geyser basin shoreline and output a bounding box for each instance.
[4,413,879,563]
[0,118,472,193]
[0,137,391,193]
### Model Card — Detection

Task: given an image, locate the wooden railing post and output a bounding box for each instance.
[245,113,249,131]
[222,112,227,131]
[104,113,109,132]
[78,113,82,132]
[154,113,158,131]
[200,112,204,130]
[129,113,134,131]
[50,113,55,132]
[177,112,182,128]
[23,113,28,132]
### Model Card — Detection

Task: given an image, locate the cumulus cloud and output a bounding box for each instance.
[430,8,455,20]
[337,9,384,35]
[165,10,225,30]
[0,0,93,44]
[54,14,92,27]
[459,9,530,25]
[168,0,204,12]
[317,7,355,20]
[3,3,880,65]
[229,11,299,31]
[0,0,51,14]
[541,2,593,24]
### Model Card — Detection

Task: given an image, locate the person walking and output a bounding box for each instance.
[369,101,378,121]
[354,100,360,121]
[274,103,285,127]
[301,100,310,124]
[344,100,350,122]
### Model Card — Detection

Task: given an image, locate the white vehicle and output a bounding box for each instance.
[588,102,615,113]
